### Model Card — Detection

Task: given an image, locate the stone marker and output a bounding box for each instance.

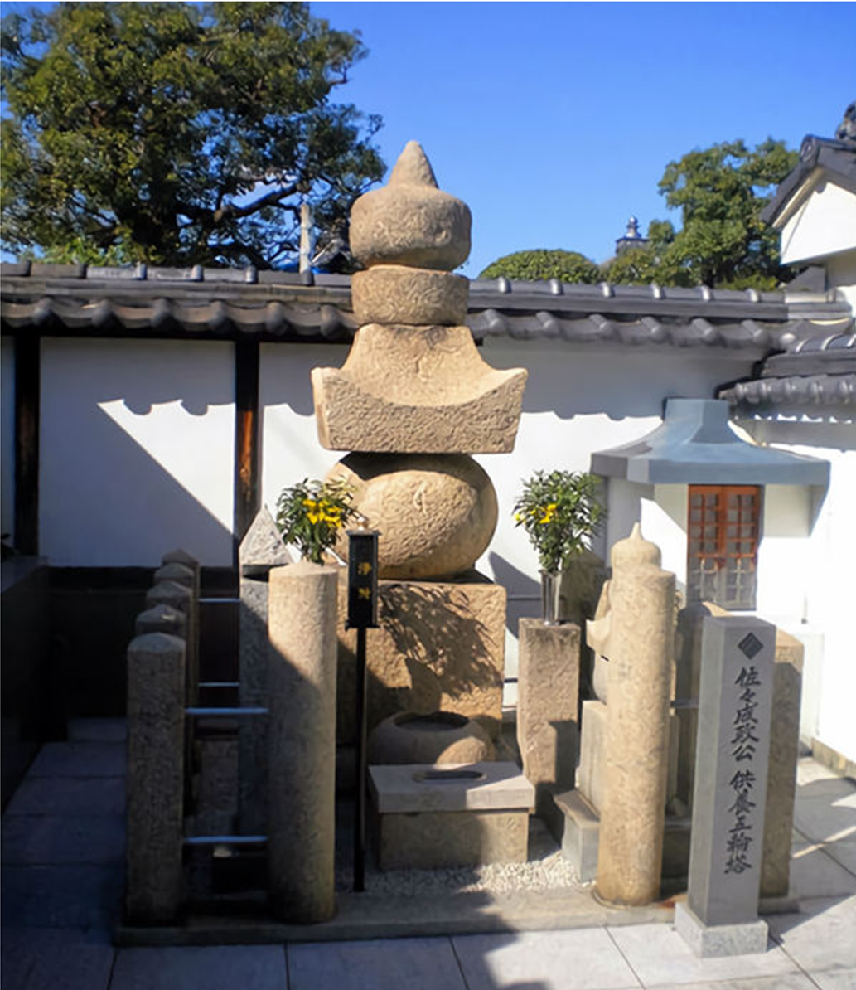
[162,550,201,703]
[588,525,674,907]
[148,578,196,704]
[238,506,291,834]
[516,618,581,836]
[125,632,185,924]
[369,761,534,870]
[267,561,338,923]
[153,562,194,588]
[675,614,775,957]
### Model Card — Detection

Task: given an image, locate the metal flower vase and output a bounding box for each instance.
[540,569,566,625]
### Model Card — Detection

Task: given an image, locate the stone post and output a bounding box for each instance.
[676,615,775,957]
[125,632,185,924]
[238,507,291,834]
[162,550,201,704]
[267,561,338,923]
[136,603,186,640]
[590,525,674,907]
[517,618,580,837]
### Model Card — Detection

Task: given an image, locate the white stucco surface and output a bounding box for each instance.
[39,339,235,566]
[827,250,856,312]
[739,417,856,764]
[1,336,15,543]
[780,176,856,265]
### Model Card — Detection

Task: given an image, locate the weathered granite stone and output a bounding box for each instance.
[135,603,185,639]
[556,788,600,881]
[328,452,498,579]
[147,579,196,704]
[153,562,194,587]
[146,579,191,613]
[195,737,238,836]
[312,324,527,454]
[351,266,468,326]
[125,632,185,924]
[589,525,674,907]
[368,711,494,766]
[675,602,804,898]
[337,572,506,743]
[369,761,533,869]
[517,618,581,833]
[682,614,775,954]
[237,507,292,835]
[576,699,607,812]
[675,902,769,958]
[267,562,337,923]
[350,141,472,271]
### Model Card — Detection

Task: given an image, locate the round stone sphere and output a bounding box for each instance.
[368,711,495,766]
[327,453,497,579]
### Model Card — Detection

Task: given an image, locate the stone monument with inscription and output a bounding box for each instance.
[675,614,775,957]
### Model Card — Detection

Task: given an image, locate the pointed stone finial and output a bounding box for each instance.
[240,506,292,572]
[349,141,471,271]
[389,141,438,188]
[611,523,662,568]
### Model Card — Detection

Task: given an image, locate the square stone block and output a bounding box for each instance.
[555,788,599,881]
[576,700,606,811]
[369,762,533,870]
[337,572,505,745]
[675,901,769,957]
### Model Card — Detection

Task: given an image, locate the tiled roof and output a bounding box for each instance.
[2,263,851,353]
[762,135,856,224]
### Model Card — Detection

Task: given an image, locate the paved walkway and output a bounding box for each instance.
[2,718,855,990]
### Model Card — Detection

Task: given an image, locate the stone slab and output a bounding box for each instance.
[675,901,770,958]
[1,864,123,931]
[337,572,506,743]
[111,945,288,990]
[288,937,468,990]
[375,809,530,870]
[369,762,534,814]
[688,615,775,928]
[312,323,526,454]
[576,699,606,811]
[1,814,125,865]
[28,741,126,778]
[517,619,580,827]
[5,776,126,816]
[1,929,115,990]
[556,788,600,881]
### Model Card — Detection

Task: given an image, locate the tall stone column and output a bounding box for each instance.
[313,142,527,734]
[125,632,185,924]
[588,525,674,906]
[267,561,338,923]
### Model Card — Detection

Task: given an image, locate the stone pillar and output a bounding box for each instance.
[125,632,185,924]
[136,603,186,640]
[676,615,775,957]
[267,561,338,923]
[590,525,674,907]
[517,618,580,836]
[162,550,201,703]
[238,507,291,834]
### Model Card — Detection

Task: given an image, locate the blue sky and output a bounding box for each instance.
[2,2,853,274]
[311,2,855,275]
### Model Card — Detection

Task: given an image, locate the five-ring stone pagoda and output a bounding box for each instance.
[313,141,528,740]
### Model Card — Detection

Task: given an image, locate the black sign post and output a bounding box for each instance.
[346,527,379,892]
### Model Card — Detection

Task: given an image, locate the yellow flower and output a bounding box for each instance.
[307,511,321,524]
[303,498,318,510]
[539,502,558,524]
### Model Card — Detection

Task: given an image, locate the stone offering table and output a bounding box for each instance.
[369,762,534,870]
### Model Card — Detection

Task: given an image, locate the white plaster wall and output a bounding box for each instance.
[827,250,856,313]
[645,485,688,589]
[1,336,15,543]
[40,339,235,566]
[780,177,856,265]
[756,485,812,626]
[259,343,348,514]
[739,417,856,763]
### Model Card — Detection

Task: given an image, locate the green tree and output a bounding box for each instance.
[1,2,385,268]
[479,248,600,283]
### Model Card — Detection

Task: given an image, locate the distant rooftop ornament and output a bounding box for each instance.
[590,398,829,486]
[615,216,648,255]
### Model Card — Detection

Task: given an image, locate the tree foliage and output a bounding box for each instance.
[1,2,385,268]
[479,249,600,284]
[479,140,798,290]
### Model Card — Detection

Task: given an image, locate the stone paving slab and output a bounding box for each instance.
[288,937,467,990]
[794,791,856,844]
[5,776,126,816]
[453,928,641,990]
[68,716,128,742]
[0,927,115,990]
[789,843,856,898]
[28,741,127,778]
[1,864,123,931]
[811,971,856,990]
[767,895,856,973]
[1,813,126,865]
[111,946,288,990]
[608,922,799,987]
[824,839,856,875]
[649,976,819,990]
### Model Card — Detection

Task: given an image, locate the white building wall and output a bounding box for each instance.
[740,417,856,764]
[827,250,856,312]
[1,336,15,543]
[780,177,856,265]
[39,339,235,566]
